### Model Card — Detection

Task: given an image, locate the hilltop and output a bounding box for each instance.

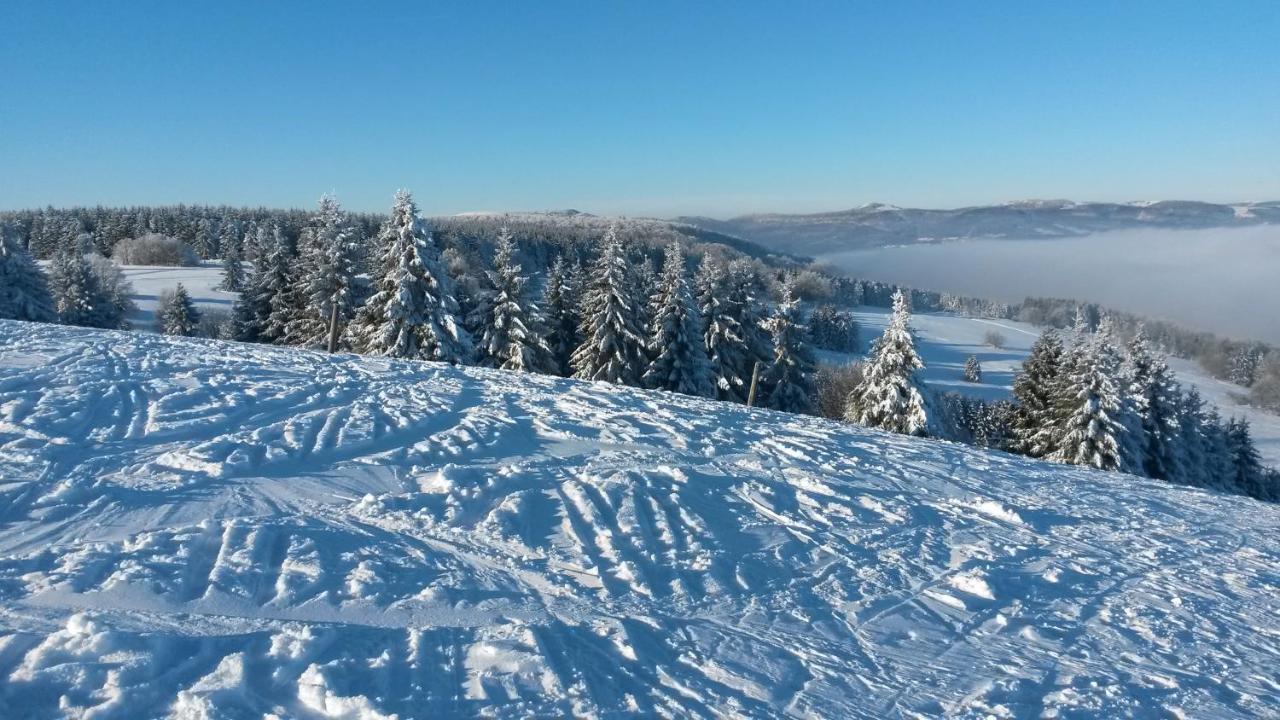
[0,321,1276,718]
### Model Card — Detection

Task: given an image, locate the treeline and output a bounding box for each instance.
[1,195,1275,502]
[832,294,1278,501]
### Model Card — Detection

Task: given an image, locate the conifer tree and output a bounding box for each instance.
[159,283,200,336]
[0,229,56,323]
[1226,418,1265,498]
[644,242,714,396]
[219,241,246,292]
[1051,322,1126,471]
[571,225,648,385]
[759,276,817,414]
[48,246,98,326]
[232,225,291,343]
[1010,330,1065,458]
[1200,408,1237,492]
[963,355,982,383]
[543,255,581,377]
[348,190,471,362]
[85,255,135,330]
[470,228,551,372]
[845,289,927,434]
[284,195,360,349]
[1122,328,1183,480]
[1175,387,1208,486]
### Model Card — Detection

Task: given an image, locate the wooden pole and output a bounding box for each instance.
[746,361,762,407]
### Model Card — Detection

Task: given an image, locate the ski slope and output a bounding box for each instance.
[1,321,1277,718]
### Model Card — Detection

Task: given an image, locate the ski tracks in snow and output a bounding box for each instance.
[0,321,1278,718]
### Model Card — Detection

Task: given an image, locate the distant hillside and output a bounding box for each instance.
[677,200,1280,256]
[433,210,804,264]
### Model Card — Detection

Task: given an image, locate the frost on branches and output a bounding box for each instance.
[348,190,471,363]
[845,289,927,435]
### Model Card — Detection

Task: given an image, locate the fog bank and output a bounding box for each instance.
[823,226,1280,344]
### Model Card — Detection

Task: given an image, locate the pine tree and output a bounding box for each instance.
[845,289,927,434]
[1010,330,1065,458]
[1122,328,1182,481]
[1051,323,1126,471]
[85,255,135,330]
[761,276,817,414]
[284,195,360,349]
[348,190,471,362]
[571,225,648,385]
[47,246,98,326]
[963,355,982,383]
[699,257,772,403]
[232,225,291,343]
[159,283,200,336]
[643,242,714,396]
[543,254,581,377]
[0,228,56,323]
[1225,418,1265,498]
[1175,387,1209,487]
[1200,408,1237,492]
[219,241,246,292]
[470,228,551,372]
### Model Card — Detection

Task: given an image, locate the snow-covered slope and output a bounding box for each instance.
[1,321,1277,718]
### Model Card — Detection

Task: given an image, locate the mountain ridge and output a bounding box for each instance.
[675,200,1280,256]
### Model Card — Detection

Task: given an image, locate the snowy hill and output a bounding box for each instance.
[678,200,1280,256]
[1,321,1278,718]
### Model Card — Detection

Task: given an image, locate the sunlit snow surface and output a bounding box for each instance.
[0,321,1277,718]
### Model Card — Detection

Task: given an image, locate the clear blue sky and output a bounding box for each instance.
[2,1,1277,217]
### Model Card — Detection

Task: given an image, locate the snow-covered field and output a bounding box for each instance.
[120,264,238,331]
[1,320,1277,718]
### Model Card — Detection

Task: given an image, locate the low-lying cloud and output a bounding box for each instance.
[823,225,1280,344]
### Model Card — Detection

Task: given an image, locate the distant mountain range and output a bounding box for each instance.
[675,200,1280,257]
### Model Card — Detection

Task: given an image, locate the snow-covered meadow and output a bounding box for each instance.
[1,320,1277,718]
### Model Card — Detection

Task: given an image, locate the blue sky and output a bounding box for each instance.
[2,1,1277,217]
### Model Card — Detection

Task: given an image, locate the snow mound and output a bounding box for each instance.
[0,320,1277,718]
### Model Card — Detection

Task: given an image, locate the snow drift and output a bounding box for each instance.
[0,320,1276,718]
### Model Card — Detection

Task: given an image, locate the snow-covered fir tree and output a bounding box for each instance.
[1175,387,1209,486]
[0,229,56,323]
[1009,330,1065,458]
[85,255,135,330]
[47,246,99,327]
[964,355,982,383]
[761,276,817,414]
[284,195,360,349]
[1122,328,1182,481]
[219,241,246,292]
[158,283,200,336]
[571,225,649,385]
[1201,408,1237,491]
[643,242,714,396]
[469,228,551,372]
[542,254,581,376]
[698,257,772,403]
[1050,319,1126,471]
[844,289,927,435]
[348,190,471,362]
[232,225,293,343]
[1225,418,1265,498]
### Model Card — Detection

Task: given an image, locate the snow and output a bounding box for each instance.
[114,264,1280,467]
[120,263,237,331]
[1,320,1278,718]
